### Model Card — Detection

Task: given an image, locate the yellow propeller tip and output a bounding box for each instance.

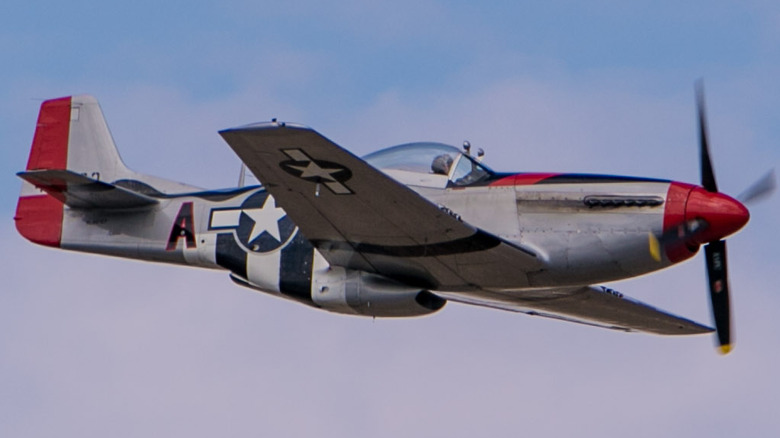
[718,344,733,355]
[648,233,661,262]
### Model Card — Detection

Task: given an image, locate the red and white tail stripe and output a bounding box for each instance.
[15,95,131,247]
[15,97,72,247]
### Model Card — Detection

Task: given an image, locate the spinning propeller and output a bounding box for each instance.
[651,82,775,354]
[698,82,735,354]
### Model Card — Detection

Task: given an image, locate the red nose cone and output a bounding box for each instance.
[685,187,749,244]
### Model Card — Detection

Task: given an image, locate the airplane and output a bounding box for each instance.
[14,87,774,354]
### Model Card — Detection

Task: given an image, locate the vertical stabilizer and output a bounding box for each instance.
[66,95,134,179]
[22,95,134,186]
[16,95,133,247]
[54,96,130,177]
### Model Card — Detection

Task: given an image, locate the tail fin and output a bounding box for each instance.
[16,96,139,247]
[16,95,203,247]
[24,95,133,180]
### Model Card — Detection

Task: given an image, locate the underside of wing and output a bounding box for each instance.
[437,286,713,335]
[18,169,158,209]
[219,122,541,291]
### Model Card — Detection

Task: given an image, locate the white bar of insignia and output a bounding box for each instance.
[210,209,242,229]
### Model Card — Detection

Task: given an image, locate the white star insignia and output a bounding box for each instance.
[288,161,344,181]
[242,196,286,243]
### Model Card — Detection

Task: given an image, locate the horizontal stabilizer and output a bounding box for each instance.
[438,285,713,335]
[18,169,159,209]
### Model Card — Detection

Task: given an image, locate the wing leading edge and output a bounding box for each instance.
[219,122,541,291]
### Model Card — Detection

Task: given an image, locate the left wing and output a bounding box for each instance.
[219,122,541,291]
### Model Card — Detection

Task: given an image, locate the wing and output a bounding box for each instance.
[219,122,541,291]
[437,286,713,335]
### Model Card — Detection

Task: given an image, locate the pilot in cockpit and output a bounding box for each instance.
[431,154,453,175]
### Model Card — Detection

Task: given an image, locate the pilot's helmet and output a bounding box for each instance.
[431,154,454,175]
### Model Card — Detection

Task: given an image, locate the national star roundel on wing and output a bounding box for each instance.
[234,190,297,252]
[279,148,353,194]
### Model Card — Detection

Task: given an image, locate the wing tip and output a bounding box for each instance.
[219,120,311,134]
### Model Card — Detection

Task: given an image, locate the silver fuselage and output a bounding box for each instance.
[57,176,681,296]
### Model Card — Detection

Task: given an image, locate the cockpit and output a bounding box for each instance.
[363,142,495,189]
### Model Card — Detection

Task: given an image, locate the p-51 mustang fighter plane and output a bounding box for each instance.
[15,90,773,353]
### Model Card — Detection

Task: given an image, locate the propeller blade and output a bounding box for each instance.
[737,169,776,205]
[704,240,732,354]
[696,81,719,193]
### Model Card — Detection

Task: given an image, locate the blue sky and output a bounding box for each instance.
[2,1,779,437]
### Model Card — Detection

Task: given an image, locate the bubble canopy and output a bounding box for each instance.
[363,142,495,187]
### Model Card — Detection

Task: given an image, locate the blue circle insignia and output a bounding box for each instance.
[234,190,296,253]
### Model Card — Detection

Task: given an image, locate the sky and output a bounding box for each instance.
[2,1,780,436]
